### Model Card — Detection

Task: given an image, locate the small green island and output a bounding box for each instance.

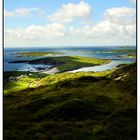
[104,49,136,58]
[106,49,136,53]
[12,51,63,57]
[74,49,136,59]
[117,53,136,58]
[91,49,136,53]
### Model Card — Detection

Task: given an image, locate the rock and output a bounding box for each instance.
[115,76,122,81]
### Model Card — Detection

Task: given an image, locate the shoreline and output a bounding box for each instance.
[8,56,111,73]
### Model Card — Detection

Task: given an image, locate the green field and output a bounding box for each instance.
[4,63,136,140]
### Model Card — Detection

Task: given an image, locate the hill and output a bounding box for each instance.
[4,63,136,140]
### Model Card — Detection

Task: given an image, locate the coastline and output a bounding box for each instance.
[8,56,111,73]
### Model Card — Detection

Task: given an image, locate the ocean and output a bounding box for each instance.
[4,46,136,72]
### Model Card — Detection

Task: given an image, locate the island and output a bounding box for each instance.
[117,53,136,58]
[90,49,136,53]
[11,51,63,57]
[9,56,111,72]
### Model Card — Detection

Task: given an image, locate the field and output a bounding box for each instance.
[4,63,137,140]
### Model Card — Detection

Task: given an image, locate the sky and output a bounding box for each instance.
[4,0,136,47]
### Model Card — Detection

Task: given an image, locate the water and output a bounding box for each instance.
[70,60,132,72]
[4,46,136,72]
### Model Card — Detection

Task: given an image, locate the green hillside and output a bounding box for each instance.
[4,63,136,140]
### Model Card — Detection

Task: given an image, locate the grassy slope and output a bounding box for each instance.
[4,72,48,94]
[4,63,136,140]
[29,56,110,72]
[53,56,110,72]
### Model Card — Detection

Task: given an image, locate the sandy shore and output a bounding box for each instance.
[42,67,59,74]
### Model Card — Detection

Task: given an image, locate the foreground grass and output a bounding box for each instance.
[4,63,136,140]
[4,69,114,94]
[4,71,48,94]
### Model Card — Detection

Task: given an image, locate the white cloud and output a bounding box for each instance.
[4,6,136,47]
[68,7,136,40]
[47,1,92,23]
[5,19,136,46]
[4,8,44,17]
[104,7,136,25]
[5,23,65,40]
[70,20,136,40]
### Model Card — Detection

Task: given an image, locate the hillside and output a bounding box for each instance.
[4,63,136,140]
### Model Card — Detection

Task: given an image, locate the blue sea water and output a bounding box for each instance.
[4,46,136,72]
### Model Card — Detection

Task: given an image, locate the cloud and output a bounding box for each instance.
[5,19,136,46]
[69,6,136,40]
[4,8,44,17]
[67,7,136,46]
[71,20,136,39]
[5,6,136,46]
[5,23,65,40]
[47,1,92,23]
[104,7,136,25]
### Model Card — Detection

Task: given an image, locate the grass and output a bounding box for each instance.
[87,49,136,53]
[106,49,136,53]
[84,49,136,59]
[4,71,48,94]
[4,63,136,140]
[53,56,110,72]
[117,53,136,58]
[12,51,62,57]
[9,56,110,72]
[28,56,110,72]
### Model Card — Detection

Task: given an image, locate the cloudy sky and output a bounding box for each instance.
[4,0,136,47]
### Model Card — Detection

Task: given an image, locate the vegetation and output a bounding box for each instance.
[4,62,136,140]
[53,56,110,72]
[117,53,136,58]
[9,56,110,72]
[4,71,48,94]
[4,69,114,94]
[12,51,62,57]
[88,49,136,53]
[106,49,136,53]
[28,56,110,72]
